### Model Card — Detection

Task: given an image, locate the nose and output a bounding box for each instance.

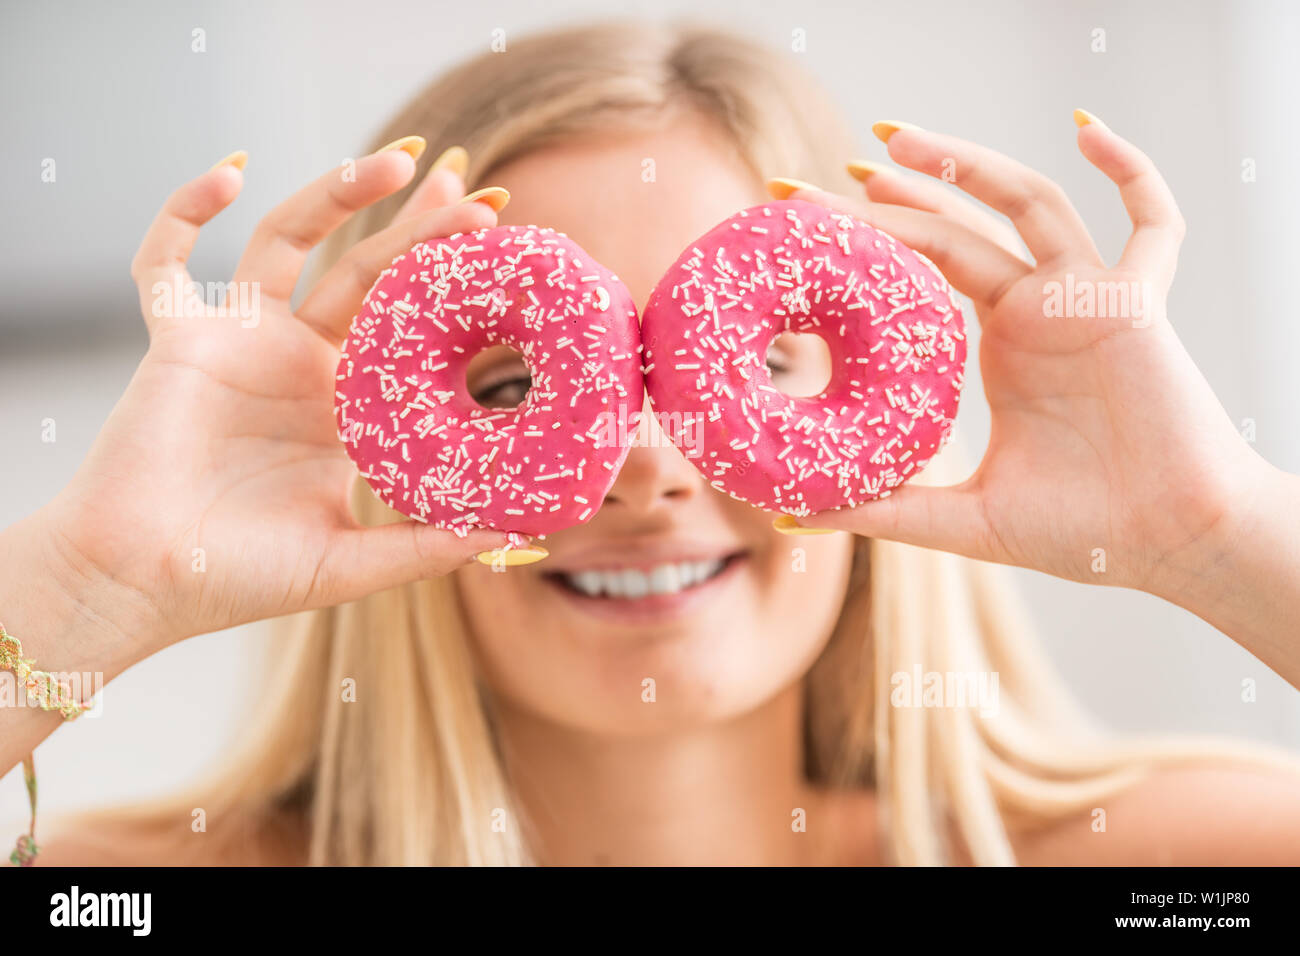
[601,394,701,514]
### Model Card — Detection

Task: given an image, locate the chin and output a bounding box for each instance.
[457,548,842,736]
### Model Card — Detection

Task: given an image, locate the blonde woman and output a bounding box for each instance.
[4,20,1300,867]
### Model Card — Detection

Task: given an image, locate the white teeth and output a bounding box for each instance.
[559,558,727,599]
[620,569,649,599]
[571,571,603,597]
[648,564,680,595]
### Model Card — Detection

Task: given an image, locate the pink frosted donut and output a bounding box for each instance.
[335,225,642,536]
[641,199,966,516]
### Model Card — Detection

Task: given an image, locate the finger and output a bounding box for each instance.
[230,138,426,302]
[296,199,500,342]
[770,181,1031,311]
[849,159,1028,261]
[1074,111,1185,289]
[794,483,992,559]
[319,523,543,602]
[392,145,469,222]
[131,158,245,331]
[873,123,1103,267]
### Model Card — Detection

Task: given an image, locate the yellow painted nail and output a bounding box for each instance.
[772,515,836,535]
[209,150,248,172]
[459,186,510,212]
[766,177,821,200]
[846,159,891,182]
[379,135,427,160]
[429,145,469,177]
[1073,108,1108,130]
[475,546,548,566]
[872,120,922,143]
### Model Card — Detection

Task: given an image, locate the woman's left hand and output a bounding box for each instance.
[774,114,1289,610]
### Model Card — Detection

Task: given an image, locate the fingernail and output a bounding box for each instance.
[872,121,922,144]
[846,159,890,182]
[766,177,821,200]
[1073,108,1108,130]
[429,145,469,177]
[209,150,248,172]
[459,186,510,212]
[772,515,836,536]
[474,546,548,566]
[378,135,428,160]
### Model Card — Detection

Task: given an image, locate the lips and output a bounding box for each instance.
[539,540,747,605]
[555,558,728,598]
[538,549,748,624]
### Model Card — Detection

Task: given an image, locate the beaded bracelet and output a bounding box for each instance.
[0,622,95,866]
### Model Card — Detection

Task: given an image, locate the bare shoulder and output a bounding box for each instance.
[1010,761,1300,866]
[32,808,308,867]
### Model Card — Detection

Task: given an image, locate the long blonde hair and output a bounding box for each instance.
[79,18,1300,866]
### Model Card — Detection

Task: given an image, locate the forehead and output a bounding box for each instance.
[485,113,768,309]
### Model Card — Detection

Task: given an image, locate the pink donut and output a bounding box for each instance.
[335,225,643,536]
[641,199,966,516]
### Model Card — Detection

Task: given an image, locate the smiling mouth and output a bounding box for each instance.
[544,552,746,600]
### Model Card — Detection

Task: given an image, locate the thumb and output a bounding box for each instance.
[319,522,544,604]
[786,484,988,559]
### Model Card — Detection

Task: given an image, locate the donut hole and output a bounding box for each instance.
[465,344,533,411]
[766,331,833,398]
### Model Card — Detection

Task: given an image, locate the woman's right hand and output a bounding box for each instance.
[25,141,522,661]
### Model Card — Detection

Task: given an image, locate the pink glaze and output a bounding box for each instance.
[641,199,966,517]
[334,225,643,536]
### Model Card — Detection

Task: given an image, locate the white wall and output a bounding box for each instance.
[2,0,1297,834]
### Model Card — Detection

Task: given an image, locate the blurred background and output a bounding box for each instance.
[3,0,1298,830]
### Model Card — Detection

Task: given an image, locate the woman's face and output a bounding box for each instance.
[455,112,856,734]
